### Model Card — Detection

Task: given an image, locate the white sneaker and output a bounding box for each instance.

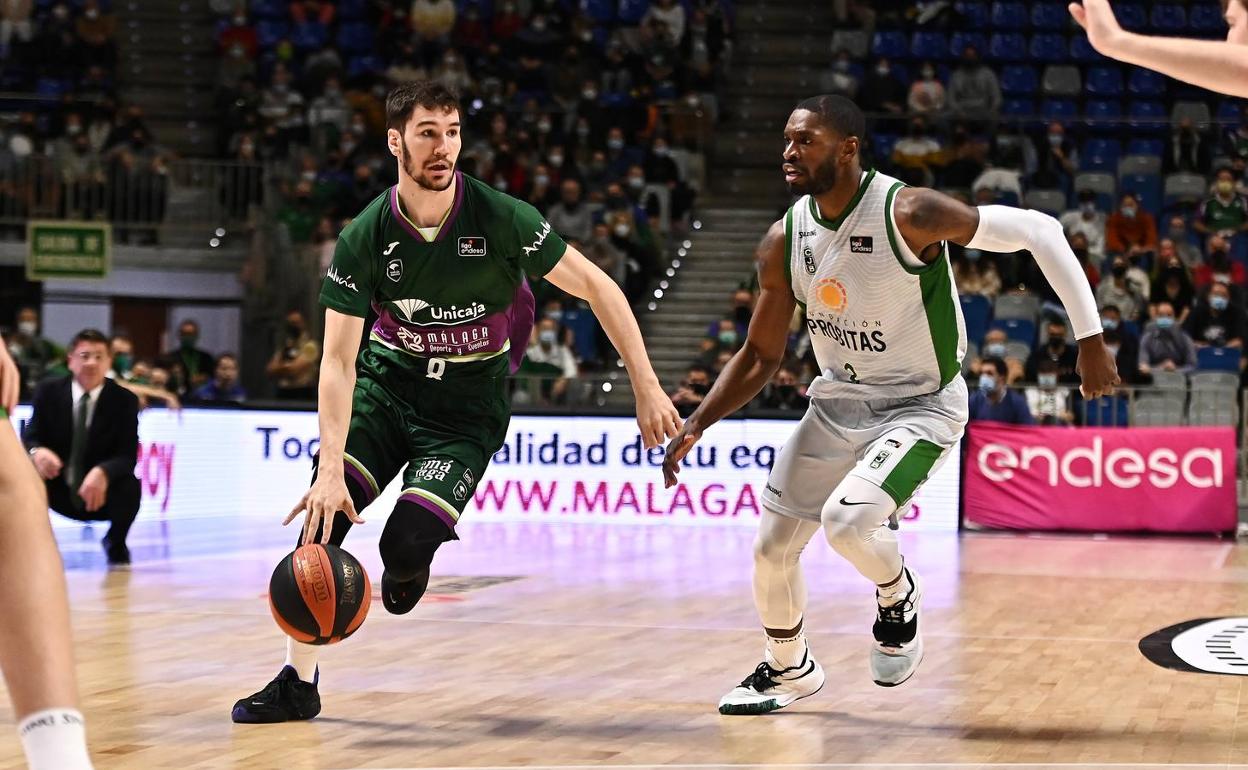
[870,567,924,687]
[718,651,826,715]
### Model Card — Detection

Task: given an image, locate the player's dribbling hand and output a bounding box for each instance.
[662,423,702,489]
[285,471,365,545]
[1069,0,1126,55]
[635,383,683,450]
[1075,335,1122,399]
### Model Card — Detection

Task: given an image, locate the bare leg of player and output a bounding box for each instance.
[0,410,95,769]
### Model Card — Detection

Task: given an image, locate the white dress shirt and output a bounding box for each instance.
[70,379,105,431]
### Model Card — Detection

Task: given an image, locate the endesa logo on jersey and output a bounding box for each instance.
[963,423,1237,533]
[458,237,487,257]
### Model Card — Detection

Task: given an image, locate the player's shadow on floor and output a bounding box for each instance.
[318,713,707,746]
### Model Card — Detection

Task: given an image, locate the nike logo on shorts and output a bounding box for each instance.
[839,497,872,506]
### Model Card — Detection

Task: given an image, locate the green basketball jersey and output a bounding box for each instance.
[319,172,568,376]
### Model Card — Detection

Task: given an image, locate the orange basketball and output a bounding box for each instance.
[268,544,371,645]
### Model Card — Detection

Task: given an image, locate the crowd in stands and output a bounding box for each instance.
[674,1,1248,425]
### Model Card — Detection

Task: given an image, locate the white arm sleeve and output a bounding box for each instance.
[966,205,1103,340]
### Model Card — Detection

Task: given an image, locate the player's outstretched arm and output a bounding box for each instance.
[544,245,682,449]
[1070,0,1248,98]
[894,187,1120,399]
[662,219,795,488]
[283,308,366,544]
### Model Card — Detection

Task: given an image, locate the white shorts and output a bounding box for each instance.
[760,378,968,523]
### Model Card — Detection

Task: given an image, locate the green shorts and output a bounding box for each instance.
[338,347,511,531]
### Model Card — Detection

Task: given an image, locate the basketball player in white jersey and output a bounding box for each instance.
[1071,0,1248,97]
[662,95,1120,713]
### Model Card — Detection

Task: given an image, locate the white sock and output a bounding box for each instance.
[765,629,809,670]
[284,636,320,683]
[877,567,912,608]
[18,708,94,770]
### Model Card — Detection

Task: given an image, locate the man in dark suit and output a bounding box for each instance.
[23,329,141,565]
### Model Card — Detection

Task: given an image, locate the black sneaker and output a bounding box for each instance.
[231,666,321,724]
[101,537,130,566]
[381,567,431,615]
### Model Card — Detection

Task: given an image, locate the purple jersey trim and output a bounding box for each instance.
[372,304,512,359]
[399,492,459,530]
[506,278,536,374]
[388,173,466,244]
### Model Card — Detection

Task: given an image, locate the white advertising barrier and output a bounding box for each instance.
[8,407,960,530]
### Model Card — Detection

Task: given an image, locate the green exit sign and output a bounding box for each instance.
[26,221,112,281]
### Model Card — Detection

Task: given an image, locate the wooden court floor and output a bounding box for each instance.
[1,514,1246,770]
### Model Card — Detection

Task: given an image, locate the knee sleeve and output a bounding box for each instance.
[819,476,903,585]
[379,501,453,581]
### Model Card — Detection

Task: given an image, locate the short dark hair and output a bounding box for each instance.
[686,363,712,377]
[1101,304,1121,316]
[179,318,199,332]
[982,356,1007,378]
[1047,317,1068,330]
[793,94,866,140]
[386,81,460,132]
[1037,358,1060,373]
[70,328,109,351]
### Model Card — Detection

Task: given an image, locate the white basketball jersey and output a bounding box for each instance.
[787,169,966,400]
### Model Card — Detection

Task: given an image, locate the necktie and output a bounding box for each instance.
[67,392,90,493]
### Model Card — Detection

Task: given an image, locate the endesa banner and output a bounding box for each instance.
[963,422,1238,533]
[9,408,961,530]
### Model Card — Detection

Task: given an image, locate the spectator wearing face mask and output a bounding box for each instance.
[1096,255,1147,323]
[161,319,216,397]
[1065,232,1101,288]
[907,61,946,116]
[754,365,808,411]
[858,56,907,132]
[1185,281,1246,351]
[581,222,626,288]
[952,248,1001,299]
[1149,244,1196,321]
[1025,358,1075,426]
[669,363,713,417]
[521,318,579,404]
[1025,318,1079,384]
[1195,168,1248,238]
[191,353,247,404]
[948,45,1002,125]
[1032,122,1078,195]
[6,306,60,399]
[1164,214,1204,268]
[547,178,592,243]
[1105,193,1158,264]
[701,317,743,364]
[1193,234,1247,292]
[891,117,943,187]
[968,357,1034,424]
[823,49,859,99]
[1099,304,1142,384]
[1139,302,1198,377]
[971,328,1024,382]
[705,289,754,343]
[1059,189,1108,262]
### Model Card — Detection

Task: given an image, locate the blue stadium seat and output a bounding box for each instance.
[1127,68,1166,98]
[960,294,992,346]
[1126,138,1164,157]
[34,77,68,98]
[988,32,1027,62]
[249,0,286,20]
[1001,98,1034,119]
[617,0,648,24]
[873,133,900,160]
[949,31,987,59]
[1114,3,1148,31]
[1084,100,1122,130]
[256,20,289,49]
[1081,138,1121,172]
[872,30,910,60]
[1000,65,1038,96]
[336,0,369,20]
[1197,346,1242,372]
[1029,33,1067,63]
[911,31,948,60]
[955,1,989,28]
[1127,100,1168,132]
[582,0,615,23]
[1069,35,1103,63]
[990,1,1027,30]
[1121,173,1162,214]
[346,54,386,78]
[1085,66,1123,96]
[1079,394,1130,426]
[1150,4,1187,33]
[1190,3,1226,33]
[1041,98,1078,121]
[1218,101,1245,123]
[290,22,328,51]
[335,22,374,54]
[991,318,1037,346]
[1030,2,1067,30]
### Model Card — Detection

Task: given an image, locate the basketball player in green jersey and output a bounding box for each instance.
[663,95,1119,713]
[232,81,680,723]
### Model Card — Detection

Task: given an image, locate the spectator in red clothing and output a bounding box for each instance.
[1105,192,1158,264]
[491,0,525,42]
[218,7,258,60]
[1193,234,1248,291]
[289,0,333,26]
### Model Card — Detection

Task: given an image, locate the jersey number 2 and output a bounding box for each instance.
[844,363,860,383]
[426,358,447,381]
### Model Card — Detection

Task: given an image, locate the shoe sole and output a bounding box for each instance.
[872,645,924,687]
[231,704,321,724]
[718,670,826,716]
